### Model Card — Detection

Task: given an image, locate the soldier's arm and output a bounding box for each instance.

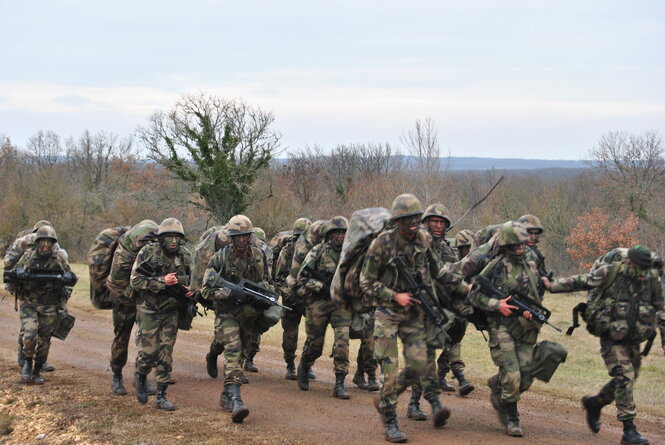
[3,237,25,270]
[201,251,232,301]
[359,237,395,304]
[550,264,611,294]
[177,248,192,287]
[297,245,325,292]
[274,243,292,283]
[130,248,165,293]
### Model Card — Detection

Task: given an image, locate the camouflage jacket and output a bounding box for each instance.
[274,236,298,286]
[130,242,192,312]
[437,235,499,297]
[359,226,433,307]
[429,232,459,265]
[15,247,72,306]
[526,245,547,277]
[298,240,340,298]
[253,238,273,279]
[201,245,271,315]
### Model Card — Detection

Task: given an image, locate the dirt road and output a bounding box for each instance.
[1,299,663,445]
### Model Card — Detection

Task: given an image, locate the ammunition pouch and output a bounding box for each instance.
[52,309,76,341]
[532,340,567,383]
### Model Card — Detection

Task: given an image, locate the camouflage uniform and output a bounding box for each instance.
[275,235,303,367]
[131,238,191,387]
[297,237,352,395]
[15,228,73,383]
[550,251,664,426]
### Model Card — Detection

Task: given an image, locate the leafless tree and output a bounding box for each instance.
[26,130,62,169]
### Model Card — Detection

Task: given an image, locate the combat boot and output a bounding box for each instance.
[332,372,350,399]
[155,384,176,411]
[240,372,250,384]
[31,361,45,385]
[220,384,233,412]
[581,395,603,433]
[406,388,427,421]
[504,402,523,437]
[285,360,297,380]
[112,369,127,395]
[438,368,455,392]
[42,362,55,372]
[21,357,33,383]
[453,369,475,396]
[488,374,509,426]
[383,409,407,443]
[425,393,450,428]
[135,372,148,404]
[308,368,317,380]
[228,383,250,423]
[297,362,310,391]
[146,380,157,396]
[366,369,380,392]
[620,419,649,445]
[206,352,219,378]
[243,352,258,373]
[353,369,368,389]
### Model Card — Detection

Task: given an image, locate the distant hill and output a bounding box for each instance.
[441,157,587,171]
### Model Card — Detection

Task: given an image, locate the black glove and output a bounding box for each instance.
[60,271,78,286]
[161,297,180,312]
[230,287,247,305]
[15,268,28,281]
[253,297,272,311]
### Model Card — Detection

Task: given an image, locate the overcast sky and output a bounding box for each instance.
[1,0,663,159]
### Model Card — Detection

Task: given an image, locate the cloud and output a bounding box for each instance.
[52,94,92,105]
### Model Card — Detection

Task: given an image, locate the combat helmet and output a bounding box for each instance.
[498,221,529,247]
[35,225,58,242]
[292,218,312,235]
[391,194,423,221]
[422,203,452,227]
[455,229,476,249]
[137,219,158,227]
[227,215,254,236]
[254,227,267,243]
[517,214,543,234]
[323,216,349,237]
[157,218,185,236]
[32,220,53,232]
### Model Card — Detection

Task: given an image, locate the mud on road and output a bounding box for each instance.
[0,299,664,445]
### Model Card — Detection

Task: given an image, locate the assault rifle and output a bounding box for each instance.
[474,275,561,332]
[135,261,211,314]
[3,268,77,286]
[392,254,450,341]
[216,276,292,312]
[301,265,334,294]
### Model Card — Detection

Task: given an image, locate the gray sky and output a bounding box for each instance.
[1,0,664,159]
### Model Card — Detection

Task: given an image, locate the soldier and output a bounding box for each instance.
[467,221,544,437]
[518,214,550,295]
[14,225,77,384]
[296,216,352,398]
[106,220,159,396]
[454,230,477,260]
[352,312,380,392]
[131,218,192,411]
[201,215,271,423]
[274,218,312,380]
[4,220,60,373]
[546,245,663,445]
[360,194,450,443]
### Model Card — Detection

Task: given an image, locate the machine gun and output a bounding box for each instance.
[392,254,450,341]
[301,265,334,294]
[474,275,561,332]
[216,276,292,312]
[3,268,76,286]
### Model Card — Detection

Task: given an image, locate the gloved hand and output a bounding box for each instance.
[15,268,28,281]
[60,271,78,286]
[253,297,272,311]
[161,297,180,312]
[230,287,248,305]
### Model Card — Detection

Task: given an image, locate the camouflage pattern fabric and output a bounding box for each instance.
[269,230,295,276]
[356,310,377,373]
[489,324,535,403]
[285,220,328,292]
[437,334,464,374]
[252,237,273,279]
[281,306,304,363]
[596,338,641,420]
[131,240,191,385]
[190,225,224,292]
[19,302,58,363]
[4,232,63,295]
[110,303,137,373]
[275,237,304,362]
[87,226,131,293]
[201,244,270,384]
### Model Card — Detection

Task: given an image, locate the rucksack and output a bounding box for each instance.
[191,225,225,291]
[86,226,131,309]
[269,230,295,279]
[285,220,329,291]
[330,208,392,313]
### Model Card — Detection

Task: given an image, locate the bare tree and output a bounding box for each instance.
[588,130,665,228]
[26,130,62,169]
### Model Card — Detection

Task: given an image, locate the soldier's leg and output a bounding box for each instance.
[331,305,351,399]
[599,341,637,421]
[515,340,535,394]
[33,305,58,382]
[19,303,39,382]
[154,311,178,386]
[488,326,522,436]
[220,314,244,385]
[281,305,303,365]
[300,300,332,369]
[436,348,455,392]
[17,327,25,368]
[206,312,226,379]
[361,313,380,391]
[373,306,402,411]
[110,303,137,373]
[135,308,160,377]
[243,333,260,372]
[407,344,431,421]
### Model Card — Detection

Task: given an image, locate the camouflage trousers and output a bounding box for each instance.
[19,301,58,363]
[281,302,304,363]
[300,299,351,374]
[357,312,377,373]
[374,305,427,411]
[437,340,464,375]
[214,312,257,385]
[110,302,137,373]
[488,324,535,403]
[246,333,261,358]
[135,306,178,385]
[597,338,641,421]
[410,345,442,398]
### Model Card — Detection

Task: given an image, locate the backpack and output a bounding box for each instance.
[191,226,225,291]
[269,230,295,278]
[330,208,392,313]
[86,226,131,309]
[285,220,329,291]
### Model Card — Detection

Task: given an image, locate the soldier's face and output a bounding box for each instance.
[527,230,540,246]
[508,242,526,256]
[160,234,181,255]
[232,234,251,253]
[458,245,471,258]
[330,230,346,247]
[425,216,447,238]
[397,215,421,238]
[37,239,54,257]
